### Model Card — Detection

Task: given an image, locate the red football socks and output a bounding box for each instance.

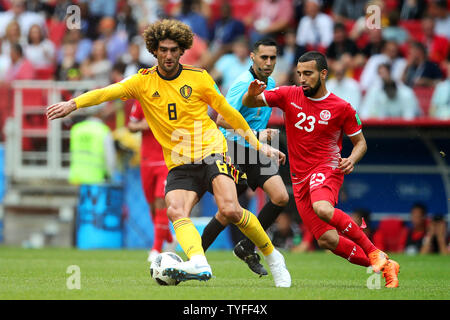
[329,208,377,255]
[152,208,171,252]
[332,235,370,267]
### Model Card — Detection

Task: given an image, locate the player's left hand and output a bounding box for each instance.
[247,79,267,97]
[260,143,286,166]
[338,157,354,175]
[259,128,279,143]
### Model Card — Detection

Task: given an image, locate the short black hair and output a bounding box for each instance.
[333,22,346,32]
[297,51,328,71]
[112,61,127,75]
[253,37,278,53]
[411,41,427,56]
[378,62,392,73]
[411,202,428,215]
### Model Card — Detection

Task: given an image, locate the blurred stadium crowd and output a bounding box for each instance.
[0,0,448,254]
[0,0,449,119]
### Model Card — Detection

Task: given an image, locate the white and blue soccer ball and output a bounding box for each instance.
[150,252,183,286]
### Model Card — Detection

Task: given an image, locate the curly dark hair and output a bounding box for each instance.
[143,19,194,57]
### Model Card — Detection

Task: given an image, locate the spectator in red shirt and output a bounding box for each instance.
[418,16,449,66]
[247,0,293,45]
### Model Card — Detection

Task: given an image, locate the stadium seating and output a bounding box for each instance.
[399,20,424,41]
[34,67,56,80]
[413,86,435,116]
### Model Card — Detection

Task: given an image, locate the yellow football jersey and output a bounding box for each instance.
[73,64,260,171]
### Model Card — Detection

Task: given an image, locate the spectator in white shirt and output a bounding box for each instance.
[428,0,450,40]
[327,61,362,111]
[0,0,46,39]
[2,20,27,59]
[430,55,450,119]
[295,0,333,55]
[24,24,55,69]
[360,63,420,120]
[359,40,407,91]
[0,39,11,81]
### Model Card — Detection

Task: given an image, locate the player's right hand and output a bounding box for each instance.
[247,79,267,97]
[46,100,77,120]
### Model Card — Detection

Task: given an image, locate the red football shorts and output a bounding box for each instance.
[141,164,168,204]
[292,167,344,240]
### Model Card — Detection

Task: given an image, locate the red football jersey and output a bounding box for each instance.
[130,101,165,166]
[262,86,362,183]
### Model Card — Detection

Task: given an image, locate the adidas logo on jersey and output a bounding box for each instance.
[152,91,160,98]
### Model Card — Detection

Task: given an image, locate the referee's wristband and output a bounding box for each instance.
[252,129,259,140]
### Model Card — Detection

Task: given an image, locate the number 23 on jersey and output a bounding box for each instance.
[295,112,315,132]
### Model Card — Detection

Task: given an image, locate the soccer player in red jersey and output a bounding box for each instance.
[128,101,175,262]
[243,51,400,288]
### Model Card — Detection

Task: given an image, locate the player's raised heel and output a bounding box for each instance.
[266,249,291,288]
[233,240,268,277]
[162,260,212,282]
[368,249,389,274]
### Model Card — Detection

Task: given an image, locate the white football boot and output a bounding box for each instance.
[163,255,212,282]
[265,248,291,287]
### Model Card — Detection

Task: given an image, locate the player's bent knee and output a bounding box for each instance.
[217,201,241,223]
[313,203,334,222]
[271,191,289,207]
[166,205,186,222]
[317,234,338,250]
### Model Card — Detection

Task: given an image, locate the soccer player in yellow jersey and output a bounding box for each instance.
[47,20,291,287]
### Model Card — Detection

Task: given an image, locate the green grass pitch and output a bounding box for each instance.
[0,247,449,300]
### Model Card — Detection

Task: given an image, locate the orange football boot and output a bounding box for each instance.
[383,260,400,288]
[368,249,389,273]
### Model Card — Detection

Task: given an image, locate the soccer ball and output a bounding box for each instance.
[150,252,183,286]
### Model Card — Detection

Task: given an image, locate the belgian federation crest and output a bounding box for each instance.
[180,85,192,99]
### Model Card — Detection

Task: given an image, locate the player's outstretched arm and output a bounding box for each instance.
[242,79,268,108]
[46,83,127,120]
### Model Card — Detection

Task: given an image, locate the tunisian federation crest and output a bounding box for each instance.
[180,85,192,99]
[320,110,331,121]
